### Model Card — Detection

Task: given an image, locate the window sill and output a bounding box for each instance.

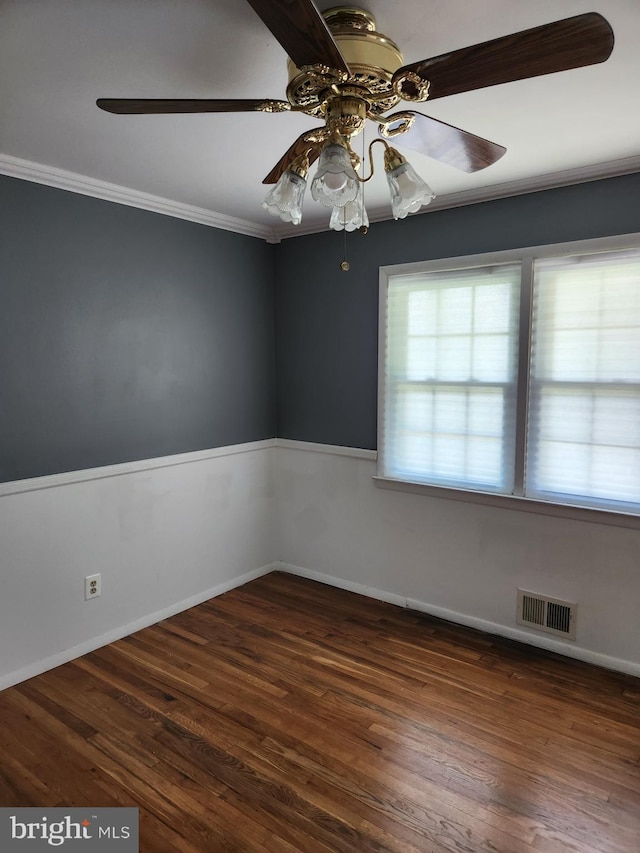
[372,475,640,530]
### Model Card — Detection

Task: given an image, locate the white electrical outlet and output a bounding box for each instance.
[84,573,101,600]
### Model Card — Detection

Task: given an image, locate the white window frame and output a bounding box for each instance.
[376,233,640,530]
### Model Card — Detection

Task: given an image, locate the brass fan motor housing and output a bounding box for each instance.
[286,6,404,119]
[324,92,368,138]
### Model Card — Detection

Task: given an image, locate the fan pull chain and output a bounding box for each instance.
[359,129,368,235]
[339,130,367,271]
[340,224,350,271]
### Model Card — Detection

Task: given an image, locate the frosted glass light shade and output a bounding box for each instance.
[329,184,369,232]
[386,162,435,219]
[262,169,306,225]
[311,143,359,208]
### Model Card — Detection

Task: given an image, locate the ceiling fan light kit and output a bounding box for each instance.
[310,138,360,207]
[261,167,308,226]
[386,159,436,220]
[329,186,369,232]
[97,1,614,233]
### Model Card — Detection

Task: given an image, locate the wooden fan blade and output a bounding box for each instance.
[245,0,350,74]
[393,13,614,101]
[97,98,290,114]
[383,112,506,173]
[263,131,324,184]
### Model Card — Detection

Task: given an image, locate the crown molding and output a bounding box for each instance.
[426,154,640,214]
[0,153,280,243]
[4,151,640,245]
[274,154,640,240]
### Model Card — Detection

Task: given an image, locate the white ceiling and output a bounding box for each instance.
[2,0,640,240]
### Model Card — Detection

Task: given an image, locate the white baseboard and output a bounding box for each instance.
[277,562,640,679]
[277,562,406,608]
[0,563,276,692]
[404,597,640,679]
[5,559,637,691]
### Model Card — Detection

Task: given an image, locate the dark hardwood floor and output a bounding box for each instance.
[1,571,639,852]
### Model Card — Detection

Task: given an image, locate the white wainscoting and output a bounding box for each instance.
[275,441,640,678]
[0,441,277,690]
[3,438,639,690]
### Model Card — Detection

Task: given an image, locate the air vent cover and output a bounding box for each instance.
[517,589,576,640]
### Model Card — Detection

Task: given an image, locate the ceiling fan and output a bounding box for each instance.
[97,1,614,230]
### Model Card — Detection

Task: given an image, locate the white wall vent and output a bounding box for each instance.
[517,589,577,640]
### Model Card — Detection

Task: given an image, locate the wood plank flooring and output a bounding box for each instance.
[1,571,639,852]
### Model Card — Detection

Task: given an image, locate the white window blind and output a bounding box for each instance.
[379,239,640,520]
[381,264,521,492]
[527,250,640,510]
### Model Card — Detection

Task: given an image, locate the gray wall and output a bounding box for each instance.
[4,171,640,484]
[0,176,276,482]
[274,173,640,449]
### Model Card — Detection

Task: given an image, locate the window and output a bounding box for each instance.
[378,239,640,518]
[527,252,640,509]
[382,264,521,493]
